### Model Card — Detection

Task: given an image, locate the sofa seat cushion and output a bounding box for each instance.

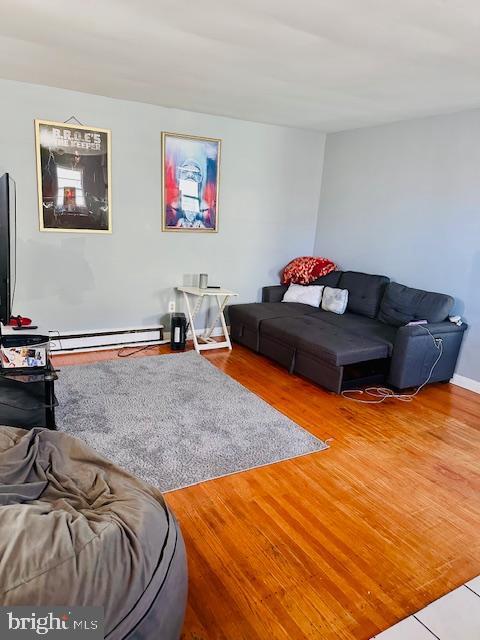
[378,282,454,326]
[306,310,398,355]
[338,271,390,318]
[260,316,389,366]
[228,302,317,330]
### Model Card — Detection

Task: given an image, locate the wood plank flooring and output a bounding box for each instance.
[53,344,480,640]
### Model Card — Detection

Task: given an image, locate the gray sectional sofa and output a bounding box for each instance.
[228,271,467,393]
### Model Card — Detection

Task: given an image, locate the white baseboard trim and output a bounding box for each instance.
[49,325,165,353]
[49,325,227,354]
[166,326,227,346]
[451,374,480,394]
[192,326,226,339]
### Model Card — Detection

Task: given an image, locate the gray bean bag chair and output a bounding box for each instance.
[0,427,187,639]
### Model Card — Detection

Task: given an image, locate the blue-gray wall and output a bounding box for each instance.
[315,109,480,382]
[0,79,325,333]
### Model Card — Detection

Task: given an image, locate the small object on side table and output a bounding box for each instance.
[177,286,238,354]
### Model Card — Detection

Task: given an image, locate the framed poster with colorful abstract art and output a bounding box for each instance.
[35,119,112,233]
[162,132,221,232]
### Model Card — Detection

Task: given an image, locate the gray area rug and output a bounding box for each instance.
[56,351,327,492]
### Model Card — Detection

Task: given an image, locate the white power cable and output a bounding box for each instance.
[341,325,444,404]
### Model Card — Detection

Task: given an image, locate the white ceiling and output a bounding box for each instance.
[1,0,480,132]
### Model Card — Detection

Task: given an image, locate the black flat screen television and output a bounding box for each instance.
[0,173,14,326]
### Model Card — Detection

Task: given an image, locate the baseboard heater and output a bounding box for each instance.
[49,325,165,353]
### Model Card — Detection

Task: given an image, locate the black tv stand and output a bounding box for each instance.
[0,356,58,430]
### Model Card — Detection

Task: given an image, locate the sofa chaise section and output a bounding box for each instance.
[228,302,320,351]
[259,315,391,393]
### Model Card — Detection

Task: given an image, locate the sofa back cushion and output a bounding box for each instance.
[310,271,342,287]
[338,271,390,318]
[378,282,454,326]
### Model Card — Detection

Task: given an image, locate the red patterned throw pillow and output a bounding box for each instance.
[282,256,337,285]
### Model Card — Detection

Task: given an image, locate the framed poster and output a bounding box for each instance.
[35,119,112,233]
[162,132,221,232]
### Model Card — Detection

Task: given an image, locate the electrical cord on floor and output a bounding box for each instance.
[117,340,170,358]
[118,320,192,357]
[341,325,444,404]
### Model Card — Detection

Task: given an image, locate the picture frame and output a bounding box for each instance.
[35,119,112,234]
[161,131,221,233]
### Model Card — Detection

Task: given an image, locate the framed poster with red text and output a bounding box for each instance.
[35,119,112,233]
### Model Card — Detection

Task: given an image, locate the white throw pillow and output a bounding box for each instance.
[321,287,349,314]
[282,284,324,307]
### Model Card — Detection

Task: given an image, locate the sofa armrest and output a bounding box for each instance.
[262,285,288,303]
[388,321,467,389]
[397,321,467,338]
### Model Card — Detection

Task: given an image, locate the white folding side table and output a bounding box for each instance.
[177,286,238,353]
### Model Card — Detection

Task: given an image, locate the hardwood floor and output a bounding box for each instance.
[53,344,480,640]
